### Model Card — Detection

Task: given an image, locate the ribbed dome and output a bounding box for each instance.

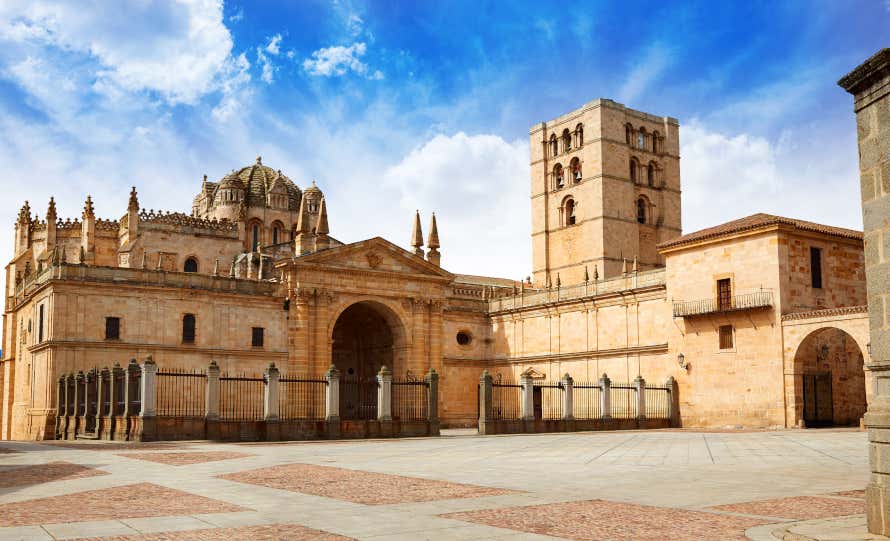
[216,157,302,210]
[303,180,322,195]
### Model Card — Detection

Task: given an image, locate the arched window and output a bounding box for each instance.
[251,223,260,251]
[549,134,558,157]
[629,158,638,183]
[636,198,647,224]
[625,124,633,144]
[652,131,660,153]
[183,257,198,273]
[182,314,196,344]
[637,127,647,150]
[570,157,582,183]
[576,124,584,147]
[563,197,577,226]
[647,162,656,187]
[562,129,572,152]
[271,221,284,245]
[554,164,565,189]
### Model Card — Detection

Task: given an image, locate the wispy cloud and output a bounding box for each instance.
[303,42,382,79]
[257,34,282,84]
[265,34,282,55]
[229,7,244,22]
[617,43,674,104]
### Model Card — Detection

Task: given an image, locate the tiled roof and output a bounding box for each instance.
[453,274,517,287]
[658,213,863,251]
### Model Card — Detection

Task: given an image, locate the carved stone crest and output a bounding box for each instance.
[366,251,382,269]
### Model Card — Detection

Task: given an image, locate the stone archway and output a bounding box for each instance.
[331,301,407,379]
[792,327,867,427]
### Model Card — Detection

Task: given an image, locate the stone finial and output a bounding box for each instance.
[256,155,262,164]
[128,187,139,212]
[411,210,424,256]
[556,273,561,288]
[295,194,311,234]
[202,174,207,187]
[593,265,599,281]
[427,212,440,250]
[583,266,589,283]
[377,365,392,377]
[632,256,638,273]
[79,245,86,264]
[621,258,628,275]
[46,197,57,221]
[18,200,31,225]
[315,197,329,236]
[83,196,95,220]
[60,246,67,264]
[229,257,236,277]
[212,258,219,276]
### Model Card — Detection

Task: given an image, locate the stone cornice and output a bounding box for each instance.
[839,49,890,94]
[444,343,669,366]
[27,339,288,357]
[781,305,868,322]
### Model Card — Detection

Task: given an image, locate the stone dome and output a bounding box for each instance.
[223,157,302,210]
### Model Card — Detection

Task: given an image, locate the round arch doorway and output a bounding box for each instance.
[793,327,867,427]
[331,301,407,380]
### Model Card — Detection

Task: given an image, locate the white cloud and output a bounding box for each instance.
[618,44,673,104]
[229,7,244,22]
[346,14,363,37]
[303,42,380,78]
[0,0,240,105]
[382,133,531,277]
[265,34,282,55]
[212,52,252,121]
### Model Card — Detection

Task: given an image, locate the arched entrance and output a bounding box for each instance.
[793,327,867,427]
[331,300,407,420]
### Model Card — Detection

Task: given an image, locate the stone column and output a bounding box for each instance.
[140,358,157,418]
[520,371,535,421]
[634,375,646,421]
[325,365,340,422]
[205,361,220,421]
[377,365,393,422]
[839,48,890,535]
[264,363,280,421]
[599,373,612,421]
[425,368,439,435]
[478,370,493,435]
[561,373,574,421]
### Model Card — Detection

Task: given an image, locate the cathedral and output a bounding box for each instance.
[1,98,871,440]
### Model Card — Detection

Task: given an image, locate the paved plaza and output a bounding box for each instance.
[0,429,872,540]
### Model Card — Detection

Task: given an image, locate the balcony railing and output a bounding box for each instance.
[672,290,773,318]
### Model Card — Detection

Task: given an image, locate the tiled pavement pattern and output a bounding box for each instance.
[442,499,773,540]
[710,494,867,520]
[219,462,516,505]
[0,461,107,488]
[117,452,251,466]
[0,429,873,540]
[834,489,867,498]
[43,442,188,451]
[0,483,244,527]
[73,523,351,540]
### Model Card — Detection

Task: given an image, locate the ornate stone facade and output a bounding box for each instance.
[0,99,872,440]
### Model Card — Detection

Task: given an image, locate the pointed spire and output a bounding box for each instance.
[621,258,628,275]
[593,264,599,281]
[128,187,139,212]
[213,258,219,276]
[556,273,561,288]
[50,246,58,265]
[295,195,311,234]
[583,266,589,283]
[79,245,86,264]
[46,197,57,221]
[18,201,31,224]
[83,196,95,220]
[632,256,638,273]
[315,197,329,236]
[427,213,440,250]
[202,174,207,188]
[546,273,552,288]
[411,210,424,256]
[60,246,67,265]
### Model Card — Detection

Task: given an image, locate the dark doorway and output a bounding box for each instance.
[803,372,833,427]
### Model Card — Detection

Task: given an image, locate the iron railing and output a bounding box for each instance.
[533,382,563,420]
[610,383,638,419]
[392,378,429,421]
[573,382,602,420]
[340,378,378,420]
[219,374,265,421]
[156,368,207,417]
[491,381,522,420]
[279,376,327,420]
[645,385,671,419]
[672,290,773,317]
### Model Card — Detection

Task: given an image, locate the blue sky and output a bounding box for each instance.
[0,0,887,279]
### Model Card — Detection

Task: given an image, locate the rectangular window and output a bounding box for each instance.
[38,304,44,343]
[105,317,120,340]
[717,279,732,311]
[719,325,734,350]
[252,327,264,347]
[182,314,196,344]
[810,247,823,289]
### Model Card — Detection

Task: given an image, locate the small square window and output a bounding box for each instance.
[252,327,264,348]
[105,317,120,340]
[719,325,734,350]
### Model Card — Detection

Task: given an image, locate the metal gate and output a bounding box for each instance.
[340,377,378,420]
[803,372,833,427]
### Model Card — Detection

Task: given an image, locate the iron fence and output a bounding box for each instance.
[573,382,602,420]
[610,383,638,419]
[672,290,773,317]
[219,373,265,421]
[534,382,563,420]
[645,386,671,419]
[156,368,207,417]
[112,369,125,416]
[491,382,522,420]
[279,376,327,420]
[392,378,429,421]
[340,377,378,420]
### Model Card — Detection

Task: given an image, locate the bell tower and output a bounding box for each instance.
[530,99,682,285]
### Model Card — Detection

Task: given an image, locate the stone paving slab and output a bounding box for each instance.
[0,461,108,488]
[218,462,518,505]
[711,495,866,520]
[115,451,252,466]
[72,523,351,540]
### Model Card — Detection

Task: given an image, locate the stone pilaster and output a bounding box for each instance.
[839,48,890,535]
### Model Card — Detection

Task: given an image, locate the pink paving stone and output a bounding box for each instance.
[710,495,866,520]
[44,442,188,451]
[219,463,517,505]
[0,461,107,488]
[0,482,245,527]
[74,523,351,540]
[832,489,866,499]
[115,451,252,466]
[443,500,773,541]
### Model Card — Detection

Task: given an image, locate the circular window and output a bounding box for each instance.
[456,331,472,346]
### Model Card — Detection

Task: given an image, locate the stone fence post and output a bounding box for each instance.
[325,365,340,422]
[666,376,679,427]
[478,370,493,435]
[263,363,280,421]
[377,365,392,422]
[561,373,574,421]
[97,367,108,426]
[75,370,85,419]
[520,371,535,421]
[56,375,66,418]
[140,357,157,418]
[634,375,646,421]
[205,361,220,421]
[123,360,139,418]
[599,373,611,421]
[425,368,439,434]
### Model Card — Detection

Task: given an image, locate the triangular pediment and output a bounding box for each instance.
[292,237,454,280]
